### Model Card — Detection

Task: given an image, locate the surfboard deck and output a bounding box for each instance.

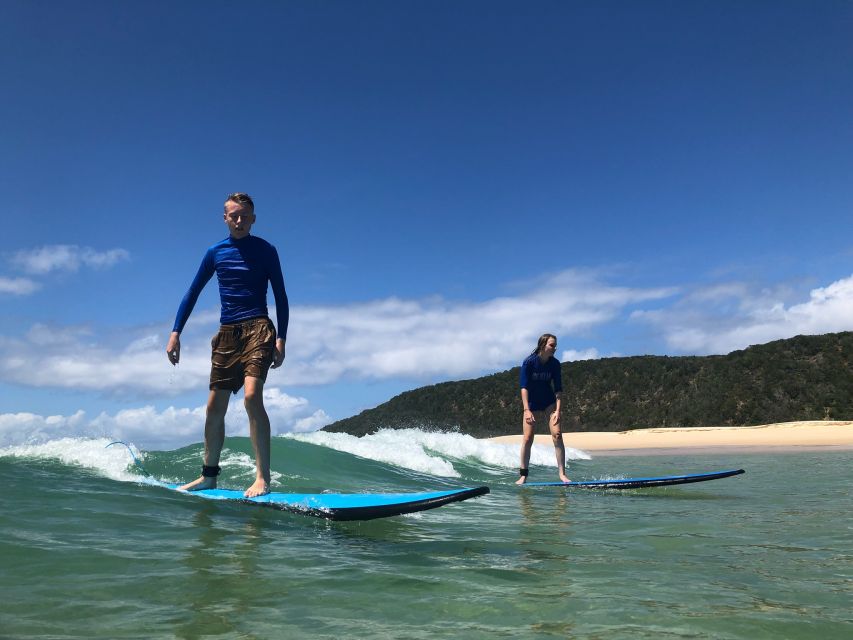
[161,483,490,521]
[523,468,745,489]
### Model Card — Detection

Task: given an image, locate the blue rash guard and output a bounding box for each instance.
[519,354,562,411]
[172,235,289,339]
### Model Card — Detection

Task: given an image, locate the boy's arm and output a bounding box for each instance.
[166,250,215,364]
[266,245,289,368]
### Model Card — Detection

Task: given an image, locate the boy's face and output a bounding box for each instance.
[224,200,255,239]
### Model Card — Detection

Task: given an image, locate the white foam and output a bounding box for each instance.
[290,429,460,477]
[288,428,591,477]
[214,449,285,486]
[0,429,592,485]
[0,438,285,487]
[0,437,143,482]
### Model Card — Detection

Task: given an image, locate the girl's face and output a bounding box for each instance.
[542,337,557,357]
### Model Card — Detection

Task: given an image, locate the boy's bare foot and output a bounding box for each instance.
[558,473,571,483]
[515,476,527,485]
[244,478,270,498]
[179,476,217,491]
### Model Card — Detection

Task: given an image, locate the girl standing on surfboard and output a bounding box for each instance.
[516,334,570,485]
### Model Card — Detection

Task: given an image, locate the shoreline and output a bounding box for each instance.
[488,420,853,456]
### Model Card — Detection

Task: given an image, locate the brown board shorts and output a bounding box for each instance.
[209,317,276,393]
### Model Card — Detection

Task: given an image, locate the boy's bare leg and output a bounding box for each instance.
[243,376,271,497]
[180,389,231,491]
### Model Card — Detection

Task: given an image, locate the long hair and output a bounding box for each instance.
[531,333,557,356]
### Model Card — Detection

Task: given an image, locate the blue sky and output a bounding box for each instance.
[2,1,852,449]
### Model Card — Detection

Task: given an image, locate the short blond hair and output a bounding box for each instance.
[225,192,254,212]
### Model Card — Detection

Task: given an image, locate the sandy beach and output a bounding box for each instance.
[489,420,853,456]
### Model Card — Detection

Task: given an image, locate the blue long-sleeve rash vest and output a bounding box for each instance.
[172,235,289,338]
[519,354,563,411]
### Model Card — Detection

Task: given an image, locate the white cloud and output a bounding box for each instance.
[633,273,853,354]
[0,268,674,394]
[0,410,89,445]
[4,267,853,449]
[0,276,40,295]
[0,321,211,394]
[3,268,852,398]
[293,410,333,432]
[562,348,601,361]
[281,269,674,384]
[0,387,331,449]
[10,245,130,274]
[26,323,93,346]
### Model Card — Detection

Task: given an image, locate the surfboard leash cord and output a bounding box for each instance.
[106,440,153,477]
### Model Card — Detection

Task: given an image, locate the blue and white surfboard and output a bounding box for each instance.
[106,441,489,521]
[162,483,490,521]
[523,468,745,489]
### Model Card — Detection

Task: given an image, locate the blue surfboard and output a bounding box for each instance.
[162,483,490,521]
[523,468,745,489]
[105,441,489,521]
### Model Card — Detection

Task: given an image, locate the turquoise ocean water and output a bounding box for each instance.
[1,429,850,639]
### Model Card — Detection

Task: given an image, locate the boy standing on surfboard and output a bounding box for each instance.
[165,193,289,497]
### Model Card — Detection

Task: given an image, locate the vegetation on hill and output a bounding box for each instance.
[322,332,853,438]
